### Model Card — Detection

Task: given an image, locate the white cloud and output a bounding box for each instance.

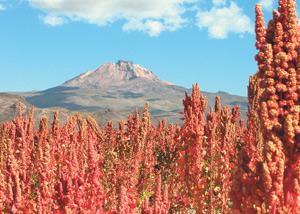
[40,14,65,26]
[28,0,194,36]
[0,3,5,11]
[259,0,274,11]
[212,0,226,6]
[123,19,165,37]
[27,0,254,39]
[196,2,253,39]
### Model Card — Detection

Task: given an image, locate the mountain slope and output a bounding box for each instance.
[24,60,248,124]
[0,93,31,122]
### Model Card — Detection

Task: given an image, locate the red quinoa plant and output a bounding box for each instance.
[0,0,299,213]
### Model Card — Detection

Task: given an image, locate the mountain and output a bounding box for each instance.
[0,93,78,125]
[2,60,248,124]
[0,93,31,122]
[63,60,171,89]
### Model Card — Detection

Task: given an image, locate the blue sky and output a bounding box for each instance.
[0,0,292,96]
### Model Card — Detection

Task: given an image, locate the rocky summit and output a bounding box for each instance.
[63,60,170,89]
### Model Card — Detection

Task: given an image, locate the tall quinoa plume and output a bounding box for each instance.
[180,84,207,211]
[255,4,266,51]
[252,1,300,212]
[231,7,268,212]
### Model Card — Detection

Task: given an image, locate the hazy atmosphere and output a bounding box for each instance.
[0,0,288,95]
[0,0,299,213]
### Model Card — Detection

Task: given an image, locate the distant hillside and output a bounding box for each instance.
[1,60,248,124]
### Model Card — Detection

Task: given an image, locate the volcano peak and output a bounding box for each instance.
[63,60,164,89]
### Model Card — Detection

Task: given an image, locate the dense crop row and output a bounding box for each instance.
[0,1,299,213]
